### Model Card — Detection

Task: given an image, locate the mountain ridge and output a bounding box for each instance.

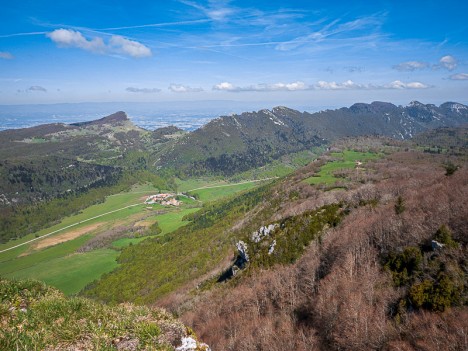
[156,100,468,176]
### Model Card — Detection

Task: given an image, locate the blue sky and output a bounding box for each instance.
[0,0,467,107]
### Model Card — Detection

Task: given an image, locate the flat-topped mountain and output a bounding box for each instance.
[70,111,130,127]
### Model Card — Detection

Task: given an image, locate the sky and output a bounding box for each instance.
[0,0,467,108]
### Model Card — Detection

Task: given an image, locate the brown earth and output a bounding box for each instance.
[32,223,102,250]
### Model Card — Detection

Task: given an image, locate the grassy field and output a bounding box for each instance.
[0,178,271,296]
[1,249,119,295]
[176,177,224,192]
[306,150,379,185]
[187,180,268,202]
[0,184,171,294]
[229,147,325,182]
[0,184,159,252]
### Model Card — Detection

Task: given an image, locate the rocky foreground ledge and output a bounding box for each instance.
[0,278,210,351]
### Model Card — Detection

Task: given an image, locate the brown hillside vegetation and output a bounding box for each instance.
[180,145,468,350]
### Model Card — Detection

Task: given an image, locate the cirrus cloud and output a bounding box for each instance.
[47,29,151,58]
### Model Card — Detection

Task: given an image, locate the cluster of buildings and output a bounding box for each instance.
[145,193,181,206]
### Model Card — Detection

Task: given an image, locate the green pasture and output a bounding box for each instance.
[2,249,119,295]
[229,148,324,182]
[112,237,149,248]
[176,177,224,192]
[149,207,200,235]
[306,150,379,185]
[187,180,265,202]
[0,178,267,296]
[0,183,160,252]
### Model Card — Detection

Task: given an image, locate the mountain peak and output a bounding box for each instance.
[440,102,468,113]
[101,111,128,123]
[71,111,129,127]
[408,100,424,107]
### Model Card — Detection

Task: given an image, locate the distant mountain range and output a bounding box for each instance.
[157,101,468,175]
[1,100,467,204]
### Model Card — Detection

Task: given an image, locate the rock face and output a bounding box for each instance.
[236,240,249,264]
[432,240,445,250]
[251,224,278,243]
[268,239,277,255]
[176,337,211,351]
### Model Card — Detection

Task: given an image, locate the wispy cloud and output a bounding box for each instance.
[126,87,161,93]
[274,14,384,52]
[213,81,310,92]
[449,73,468,80]
[28,85,47,92]
[47,29,151,58]
[179,0,237,21]
[168,84,204,92]
[393,61,430,71]
[99,19,211,31]
[0,51,14,59]
[0,31,47,38]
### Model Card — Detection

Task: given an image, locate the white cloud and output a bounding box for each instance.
[213,82,238,91]
[109,36,152,58]
[126,87,161,93]
[28,86,47,92]
[315,80,430,90]
[449,73,468,80]
[0,51,13,59]
[385,80,430,89]
[47,29,105,53]
[214,79,431,92]
[213,81,310,92]
[168,84,204,93]
[315,80,367,90]
[47,29,151,58]
[268,81,308,91]
[392,56,458,72]
[439,55,457,70]
[393,61,429,71]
